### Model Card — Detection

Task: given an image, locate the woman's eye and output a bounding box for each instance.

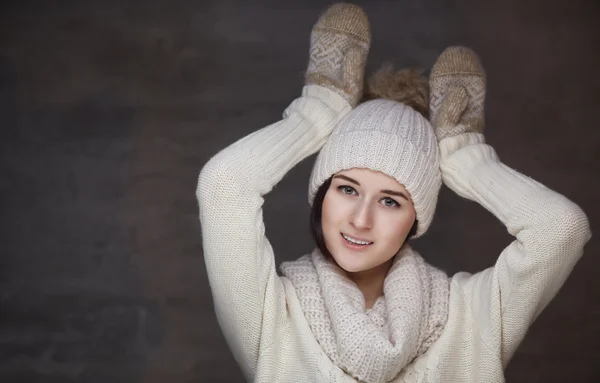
[382,198,400,208]
[337,185,356,195]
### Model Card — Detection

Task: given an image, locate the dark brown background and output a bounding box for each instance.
[1,0,598,382]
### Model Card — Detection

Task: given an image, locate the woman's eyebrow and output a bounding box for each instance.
[380,189,409,201]
[334,174,360,186]
[333,175,409,201]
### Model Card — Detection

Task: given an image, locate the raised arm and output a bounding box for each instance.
[429,47,591,365]
[440,133,590,365]
[196,4,370,378]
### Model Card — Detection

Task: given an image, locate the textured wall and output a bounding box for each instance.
[1,0,598,382]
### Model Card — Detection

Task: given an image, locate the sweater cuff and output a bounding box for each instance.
[439,133,500,200]
[439,133,493,163]
[300,85,351,116]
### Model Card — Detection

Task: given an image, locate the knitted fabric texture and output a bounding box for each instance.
[308,99,441,237]
[305,3,371,107]
[429,46,486,142]
[197,84,591,382]
[280,245,450,383]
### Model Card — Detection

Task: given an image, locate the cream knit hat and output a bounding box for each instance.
[308,99,441,237]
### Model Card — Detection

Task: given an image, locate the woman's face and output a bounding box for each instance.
[321,168,416,273]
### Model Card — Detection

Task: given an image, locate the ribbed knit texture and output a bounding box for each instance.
[280,246,449,383]
[308,100,441,237]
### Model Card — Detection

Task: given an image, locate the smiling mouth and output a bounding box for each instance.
[341,233,373,248]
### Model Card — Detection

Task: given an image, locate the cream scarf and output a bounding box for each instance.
[280,245,450,383]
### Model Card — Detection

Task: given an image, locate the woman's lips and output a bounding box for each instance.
[340,233,373,251]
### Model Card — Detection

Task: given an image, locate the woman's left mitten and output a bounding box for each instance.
[305,4,371,108]
[429,46,487,157]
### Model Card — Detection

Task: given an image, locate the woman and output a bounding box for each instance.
[196,4,591,382]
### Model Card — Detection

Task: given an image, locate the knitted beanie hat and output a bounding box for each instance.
[308,98,441,238]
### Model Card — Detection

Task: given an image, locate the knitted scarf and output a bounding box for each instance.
[280,245,450,383]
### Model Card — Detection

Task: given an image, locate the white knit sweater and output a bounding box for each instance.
[196,85,591,382]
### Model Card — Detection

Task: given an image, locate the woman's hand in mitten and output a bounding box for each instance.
[428,46,487,160]
[305,4,371,108]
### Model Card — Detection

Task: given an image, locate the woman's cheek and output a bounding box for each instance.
[381,212,413,240]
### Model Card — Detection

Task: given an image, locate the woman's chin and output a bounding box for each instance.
[331,254,369,273]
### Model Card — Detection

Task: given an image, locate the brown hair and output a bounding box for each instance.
[361,64,430,119]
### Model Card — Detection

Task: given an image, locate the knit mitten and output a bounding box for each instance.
[305,3,371,107]
[429,46,486,156]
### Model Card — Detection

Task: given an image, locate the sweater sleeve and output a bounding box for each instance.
[196,85,350,378]
[439,132,592,366]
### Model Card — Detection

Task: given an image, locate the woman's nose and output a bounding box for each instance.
[349,201,373,230]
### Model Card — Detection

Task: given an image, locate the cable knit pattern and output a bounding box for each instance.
[280,246,449,383]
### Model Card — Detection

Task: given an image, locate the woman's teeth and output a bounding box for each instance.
[342,233,373,245]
